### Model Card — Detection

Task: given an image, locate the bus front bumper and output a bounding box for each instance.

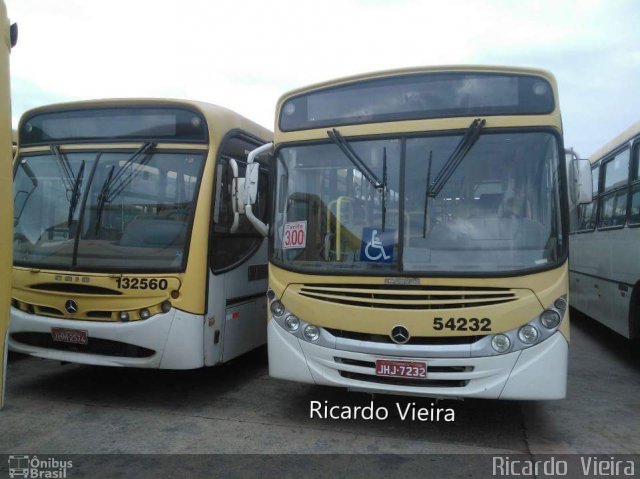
[8,307,205,369]
[268,320,568,400]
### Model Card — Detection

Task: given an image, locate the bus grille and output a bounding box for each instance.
[299,284,516,310]
[339,371,469,388]
[11,332,155,358]
[325,328,484,345]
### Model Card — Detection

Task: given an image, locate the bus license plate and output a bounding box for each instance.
[51,328,88,345]
[375,360,427,379]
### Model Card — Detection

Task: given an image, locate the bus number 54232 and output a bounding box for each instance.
[433,317,492,332]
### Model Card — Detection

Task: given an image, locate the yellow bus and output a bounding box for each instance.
[1,0,16,408]
[9,99,272,369]
[239,66,592,400]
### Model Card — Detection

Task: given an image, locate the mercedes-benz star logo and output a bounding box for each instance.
[390,325,410,344]
[65,300,78,314]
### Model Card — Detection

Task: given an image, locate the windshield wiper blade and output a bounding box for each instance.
[95,164,115,235]
[381,147,387,231]
[327,129,389,230]
[105,142,155,198]
[428,118,485,198]
[50,145,76,194]
[94,142,155,235]
[67,160,85,227]
[422,150,433,238]
[327,129,384,189]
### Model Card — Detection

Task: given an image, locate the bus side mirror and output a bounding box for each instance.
[242,142,273,237]
[228,158,245,233]
[10,23,17,49]
[570,158,593,205]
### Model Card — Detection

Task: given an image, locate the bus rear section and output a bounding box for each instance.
[9,100,272,369]
[240,66,592,399]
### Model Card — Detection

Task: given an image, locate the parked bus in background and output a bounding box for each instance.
[1,0,17,409]
[570,121,640,339]
[238,66,592,400]
[9,99,272,369]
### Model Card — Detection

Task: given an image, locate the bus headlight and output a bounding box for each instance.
[491,334,511,353]
[139,308,151,320]
[284,314,300,332]
[540,309,561,329]
[161,301,172,313]
[270,300,285,317]
[518,324,539,344]
[554,297,567,310]
[303,324,320,342]
[119,311,130,322]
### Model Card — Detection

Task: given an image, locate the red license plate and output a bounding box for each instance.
[51,328,88,345]
[375,359,427,379]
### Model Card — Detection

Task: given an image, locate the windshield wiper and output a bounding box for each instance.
[50,145,91,229]
[327,129,388,230]
[95,142,155,234]
[381,147,387,231]
[422,151,433,238]
[50,145,76,193]
[422,118,485,236]
[428,118,485,197]
[327,129,384,189]
[67,160,85,227]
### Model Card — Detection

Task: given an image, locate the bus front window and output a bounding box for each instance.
[273,139,401,272]
[13,150,205,271]
[273,131,564,274]
[403,131,564,272]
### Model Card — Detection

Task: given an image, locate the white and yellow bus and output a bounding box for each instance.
[9,99,272,369]
[239,66,592,400]
[570,122,640,338]
[1,0,16,408]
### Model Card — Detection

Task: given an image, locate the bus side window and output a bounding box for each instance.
[211,134,268,272]
[597,149,629,229]
[630,145,640,225]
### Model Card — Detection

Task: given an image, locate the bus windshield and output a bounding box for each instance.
[273,130,564,274]
[13,149,205,271]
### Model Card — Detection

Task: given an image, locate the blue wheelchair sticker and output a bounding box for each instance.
[360,228,396,263]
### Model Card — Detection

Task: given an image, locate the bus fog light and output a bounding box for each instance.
[270,300,285,317]
[119,311,130,322]
[540,309,561,329]
[518,325,539,344]
[491,334,511,353]
[161,301,172,313]
[140,308,151,320]
[303,324,320,342]
[283,314,300,332]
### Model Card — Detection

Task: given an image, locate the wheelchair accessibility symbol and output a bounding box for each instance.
[360,227,395,263]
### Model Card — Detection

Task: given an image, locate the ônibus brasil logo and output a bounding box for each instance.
[8,455,73,478]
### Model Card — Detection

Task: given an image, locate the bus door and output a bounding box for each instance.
[205,135,269,366]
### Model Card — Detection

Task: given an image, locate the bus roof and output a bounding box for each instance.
[19,98,271,145]
[276,64,558,110]
[589,120,640,163]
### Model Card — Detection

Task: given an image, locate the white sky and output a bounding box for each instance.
[5,0,639,158]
